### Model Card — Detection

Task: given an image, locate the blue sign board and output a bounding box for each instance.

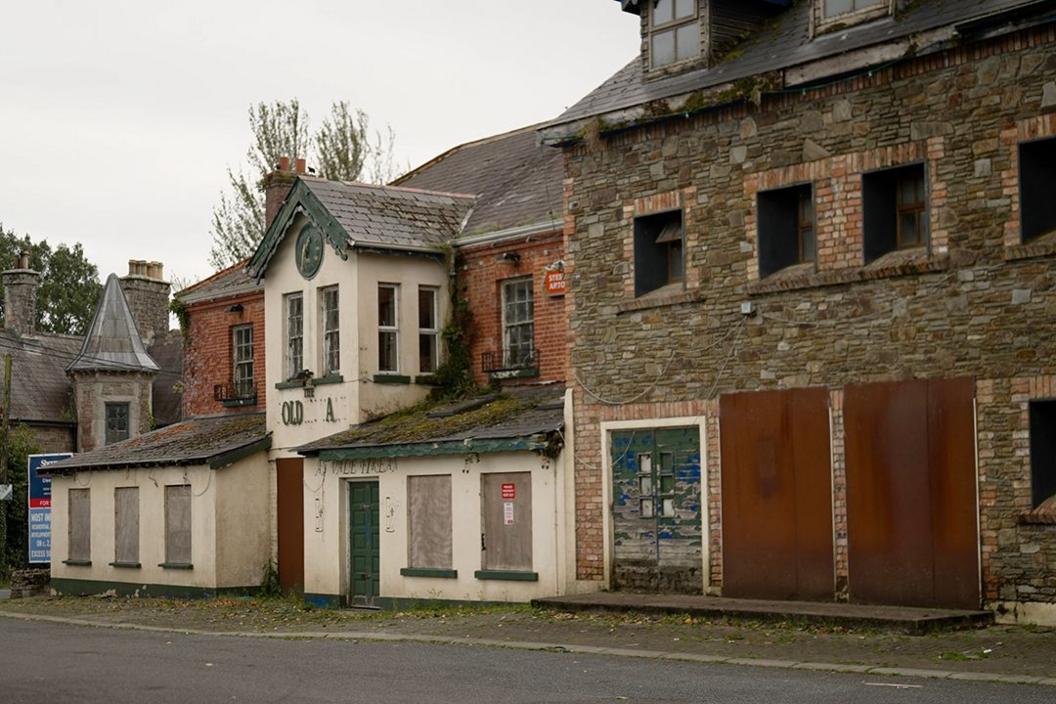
[28,453,71,564]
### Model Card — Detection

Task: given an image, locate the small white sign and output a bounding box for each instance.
[0,484,12,501]
[503,501,515,526]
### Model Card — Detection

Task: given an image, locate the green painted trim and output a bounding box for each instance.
[313,374,344,386]
[51,577,259,600]
[209,435,272,470]
[317,436,548,461]
[274,380,304,390]
[62,560,92,567]
[159,562,194,570]
[474,570,539,582]
[109,561,141,569]
[489,367,540,381]
[221,396,257,408]
[304,593,344,609]
[373,374,412,384]
[414,375,439,386]
[400,567,458,579]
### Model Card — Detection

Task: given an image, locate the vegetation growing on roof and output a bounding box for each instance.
[430,247,480,400]
[170,297,190,338]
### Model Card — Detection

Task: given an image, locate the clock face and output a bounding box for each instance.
[295,225,324,279]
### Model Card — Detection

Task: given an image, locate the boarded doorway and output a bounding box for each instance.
[844,378,979,609]
[480,472,533,574]
[720,389,834,601]
[611,427,702,593]
[276,458,304,595]
[348,481,380,606]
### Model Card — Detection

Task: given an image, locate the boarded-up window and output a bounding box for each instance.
[164,485,192,566]
[67,488,91,563]
[407,475,452,569]
[114,487,139,565]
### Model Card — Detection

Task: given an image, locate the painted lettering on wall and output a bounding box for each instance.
[326,398,335,423]
[281,400,304,426]
[331,457,399,476]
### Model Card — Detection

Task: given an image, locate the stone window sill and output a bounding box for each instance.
[274,380,304,391]
[159,562,194,570]
[62,559,91,567]
[415,375,440,386]
[1005,231,1056,262]
[373,374,411,385]
[400,567,458,579]
[618,286,704,314]
[314,374,344,386]
[747,252,949,296]
[489,367,539,382]
[109,561,141,569]
[474,570,538,582]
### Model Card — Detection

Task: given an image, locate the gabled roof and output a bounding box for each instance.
[395,125,564,239]
[66,274,159,374]
[298,384,565,460]
[177,259,260,306]
[46,413,269,473]
[544,0,1051,138]
[0,329,80,423]
[248,177,476,280]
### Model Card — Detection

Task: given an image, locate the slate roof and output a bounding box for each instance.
[46,413,268,474]
[0,330,80,423]
[298,384,565,457]
[395,125,564,238]
[67,274,159,373]
[303,177,476,252]
[547,0,1050,131]
[177,259,260,306]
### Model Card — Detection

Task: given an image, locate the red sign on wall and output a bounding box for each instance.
[544,269,566,297]
[501,483,516,500]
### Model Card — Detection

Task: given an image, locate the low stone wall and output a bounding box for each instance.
[10,568,49,599]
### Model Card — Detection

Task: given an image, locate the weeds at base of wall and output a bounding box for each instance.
[259,560,281,598]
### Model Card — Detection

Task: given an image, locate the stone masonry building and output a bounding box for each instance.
[541,0,1056,622]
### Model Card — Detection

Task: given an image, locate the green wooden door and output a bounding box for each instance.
[349,481,380,606]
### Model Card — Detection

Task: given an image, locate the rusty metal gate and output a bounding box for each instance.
[719,388,835,601]
[844,378,979,609]
[611,427,702,593]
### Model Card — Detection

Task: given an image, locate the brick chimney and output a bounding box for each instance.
[2,251,40,336]
[119,260,170,346]
[261,156,306,230]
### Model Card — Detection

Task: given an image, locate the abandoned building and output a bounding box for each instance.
[538,0,1056,623]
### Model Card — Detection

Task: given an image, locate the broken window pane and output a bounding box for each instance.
[639,475,653,495]
[652,0,673,24]
[660,475,675,494]
[105,402,129,445]
[661,498,675,517]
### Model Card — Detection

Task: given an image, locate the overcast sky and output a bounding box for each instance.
[0,1,638,287]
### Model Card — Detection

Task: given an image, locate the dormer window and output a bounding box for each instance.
[823,0,885,18]
[650,0,699,69]
[816,0,889,34]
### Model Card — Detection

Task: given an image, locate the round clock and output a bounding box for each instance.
[295,225,324,279]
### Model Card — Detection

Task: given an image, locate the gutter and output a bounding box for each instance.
[455,220,563,249]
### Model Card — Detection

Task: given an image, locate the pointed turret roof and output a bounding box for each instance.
[67,274,159,374]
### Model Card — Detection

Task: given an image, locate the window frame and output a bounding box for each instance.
[378,283,400,373]
[633,209,686,297]
[1029,399,1056,510]
[163,484,193,568]
[822,0,887,19]
[501,277,535,369]
[319,285,340,376]
[1017,136,1056,244]
[862,162,930,263]
[649,0,700,70]
[756,183,817,278]
[113,486,140,566]
[104,401,130,446]
[231,324,254,398]
[417,286,440,374]
[284,292,304,380]
[895,168,928,250]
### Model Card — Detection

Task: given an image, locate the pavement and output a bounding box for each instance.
[0,588,9,600]
[2,618,1055,704]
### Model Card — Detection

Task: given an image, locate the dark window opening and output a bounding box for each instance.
[1019,138,1056,243]
[105,402,130,445]
[1030,400,1056,509]
[863,164,929,263]
[634,210,684,297]
[757,184,816,278]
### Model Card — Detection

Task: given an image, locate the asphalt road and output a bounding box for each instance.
[0,619,1052,704]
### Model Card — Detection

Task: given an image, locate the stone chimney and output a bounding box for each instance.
[261,156,306,230]
[2,251,40,336]
[119,260,170,346]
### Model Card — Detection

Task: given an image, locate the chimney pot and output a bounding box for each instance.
[295,158,307,175]
[17,251,29,270]
[278,155,290,172]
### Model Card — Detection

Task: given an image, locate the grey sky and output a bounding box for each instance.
[0,0,637,287]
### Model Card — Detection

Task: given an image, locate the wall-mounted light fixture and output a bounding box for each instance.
[499,251,521,264]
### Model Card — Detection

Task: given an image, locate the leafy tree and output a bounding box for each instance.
[0,225,102,336]
[210,99,405,268]
[0,425,41,579]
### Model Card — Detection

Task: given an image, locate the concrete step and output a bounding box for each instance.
[532,593,995,635]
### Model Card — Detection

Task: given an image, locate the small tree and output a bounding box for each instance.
[0,425,41,580]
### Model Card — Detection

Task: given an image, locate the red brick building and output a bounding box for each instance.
[398,125,568,387]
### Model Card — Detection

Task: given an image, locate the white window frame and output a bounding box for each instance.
[501,277,535,369]
[649,0,700,70]
[232,324,254,397]
[285,292,304,380]
[378,283,400,373]
[320,286,340,376]
[418,286,440,374]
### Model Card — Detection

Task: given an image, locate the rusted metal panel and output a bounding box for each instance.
[276,458,305,594]
[611,428,702,594]
[408,475,452,569]
[719,388,834,601]
[481,472,532,571]
[845,378,979,609]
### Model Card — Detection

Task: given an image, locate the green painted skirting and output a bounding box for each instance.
[51,577,259,600]
[302,594,529,610]
[474,570,539,582]
[400,567,458,579]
